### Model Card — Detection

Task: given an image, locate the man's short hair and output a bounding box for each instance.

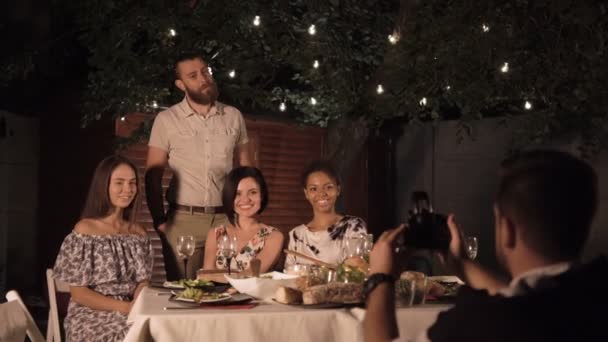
[174,52,206,78]
[496,149,597,260]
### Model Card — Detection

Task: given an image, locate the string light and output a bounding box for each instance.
[419,97,427,106]
[446,85,451,91]
[388,33,400,45]
[228,70,236,78]
[310,97,317,106]
[524,100,532,110]
[169,28,177,37]
[482,24,490,33]
[151,100,159,109]
[207,66,213,75]
[253,16,261,27]
[376,84,384,94]
[500,62,509,73]
[120,116,126,121]
[313,60,319,69]
[308,25,316,35]
[279,102,287,112]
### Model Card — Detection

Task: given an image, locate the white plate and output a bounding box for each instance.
[173,293,232,303]
[163,281,185,289]
[428,276,465,284]
[225,272,299,300]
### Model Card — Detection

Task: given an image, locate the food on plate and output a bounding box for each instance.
[295,272,327,291]
[426,280,446,297]
[177,287,230,302]
[275,286,303,304]
[166,278,214,288]
[336,257,368,284]
[302,282,363,305]
[427,280,461,297]
[178,287,204,301]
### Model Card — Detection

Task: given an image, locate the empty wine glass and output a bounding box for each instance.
[217,234,238,275]
[363,233,374,255]
[465,236,478,260]
[176,235,196,279]
[342,234,366,260]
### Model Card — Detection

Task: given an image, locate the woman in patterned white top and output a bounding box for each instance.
[53,155,152,342]
[285,160,368,268]
[203,167,284,273]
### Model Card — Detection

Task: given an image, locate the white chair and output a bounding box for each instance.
[46,268,70,342]
[4,290,45,342]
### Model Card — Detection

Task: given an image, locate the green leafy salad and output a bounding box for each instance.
[170,279,214,288]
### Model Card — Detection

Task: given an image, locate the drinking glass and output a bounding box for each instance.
[363,233,374,255]
[342,234,366,260]
[217,234,238,275]
[465,236,478,260]
[176,235,196,279]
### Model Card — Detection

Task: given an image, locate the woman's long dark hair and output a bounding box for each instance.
[80,155,140,225]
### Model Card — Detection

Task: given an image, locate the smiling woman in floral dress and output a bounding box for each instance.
[203,166,284,273]
[285,160,368,268]
[52,155,152,342]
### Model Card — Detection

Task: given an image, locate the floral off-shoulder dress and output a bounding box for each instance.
[214,225,278,271]
[53,232,152,342]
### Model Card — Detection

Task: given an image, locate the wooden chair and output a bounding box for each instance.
[46,269,70,342]
[4,290,45,342]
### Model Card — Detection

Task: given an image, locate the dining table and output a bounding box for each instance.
[124,286,451,342]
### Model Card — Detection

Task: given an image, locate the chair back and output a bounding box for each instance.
[46,269,70,342]
[4,290,45,342]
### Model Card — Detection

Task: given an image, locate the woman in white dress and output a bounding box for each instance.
[285,160,367,268]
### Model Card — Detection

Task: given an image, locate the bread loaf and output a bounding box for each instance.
[302,282,363,304]
[275,286,303,304]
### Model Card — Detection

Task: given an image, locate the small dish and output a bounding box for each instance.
[172,292,232,304]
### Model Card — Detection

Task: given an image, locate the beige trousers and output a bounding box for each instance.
[164,211,228,280]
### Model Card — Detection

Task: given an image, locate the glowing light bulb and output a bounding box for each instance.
[279,102,286,112]
[313,60,319,69]
[419,97,427,106]
[228,70,236,78]
[388,33,399,45]
[310,97,317,106]
[151,100,159,109]
[120,116,126,121]
[169,28,177,37]
[446,85,451,91]
[308,24,316,35]
[207,66,213,75]
[524,101,532,110]
[482,24,490,33]
[253,16,261,27]
[501,62,509,73]
[376,84,384,94]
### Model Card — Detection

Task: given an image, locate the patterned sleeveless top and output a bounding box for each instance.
[214,225,278,272]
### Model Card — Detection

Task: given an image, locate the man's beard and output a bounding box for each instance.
[186,83,219,105]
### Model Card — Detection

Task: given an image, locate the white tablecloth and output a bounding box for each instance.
[124,287,451,342]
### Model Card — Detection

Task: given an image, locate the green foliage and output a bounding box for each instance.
[3,0,608,152]
[66,0,397,129]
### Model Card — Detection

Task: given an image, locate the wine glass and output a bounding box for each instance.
[217,234,238,275]
[176,235,196,279]
[342,234,366,261]
[363,233,374,255]
[465,236,478,260]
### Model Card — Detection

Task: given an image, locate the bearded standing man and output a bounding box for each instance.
[145,53,252,280]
